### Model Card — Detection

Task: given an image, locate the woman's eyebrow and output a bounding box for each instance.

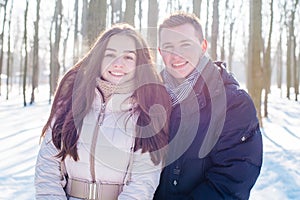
[105,48,116,52]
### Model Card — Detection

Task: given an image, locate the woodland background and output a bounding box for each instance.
[0,0,299,126]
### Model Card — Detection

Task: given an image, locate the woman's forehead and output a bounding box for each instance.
[106,34,136,52]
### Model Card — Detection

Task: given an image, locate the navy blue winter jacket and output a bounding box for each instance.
[154,61,263,200]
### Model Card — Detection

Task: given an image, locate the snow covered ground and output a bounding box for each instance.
[0,85,299,200]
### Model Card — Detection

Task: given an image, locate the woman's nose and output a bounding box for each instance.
[112,56,124,68]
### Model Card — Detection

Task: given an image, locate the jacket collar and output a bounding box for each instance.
[94,88,135,113]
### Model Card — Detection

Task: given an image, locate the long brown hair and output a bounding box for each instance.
[41,24,171,165]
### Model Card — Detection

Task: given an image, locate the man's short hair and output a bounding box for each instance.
[158,11,204,43]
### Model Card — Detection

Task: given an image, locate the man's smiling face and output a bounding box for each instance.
[159,23,206,79]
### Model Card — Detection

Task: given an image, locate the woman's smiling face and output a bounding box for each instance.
[101,34,137,84]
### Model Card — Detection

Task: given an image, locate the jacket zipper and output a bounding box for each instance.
[98,103,106,126]
[90,102,106,182]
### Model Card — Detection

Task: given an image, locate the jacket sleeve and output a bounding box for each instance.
[188,90,263,200]
[35,129,67,200]
[118,150,162,200]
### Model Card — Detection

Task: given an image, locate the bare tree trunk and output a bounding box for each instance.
[227,1,242,72]
[5,0,13,100]
[110,0,123,24]
[73,0,79,64]
[118,0,123,22]
[263,0,273,117]
[110,0,114,25]
[0,0,8,96]
[86,0,107,46]
[19,41,24,95]
[62,4,72,73]
[296,51,300,101]
[286,20,292,99]
[211,0,219,60]
[228,22,234,71]
[81,0,88,54]
[124,0,136,26]
[50,0,63,95]
[248,0,263,126]
[292,36,298,101]
[193,0,202,18]
[147,0,158,62]
[221,0,229,62]
[49,19,54,103]
[138,0,142,31]
[205,0,209,40]
[62,24,70,74]
[30,0,41,104]
[276,34,282,90]
[23,0,29,106]
[11,17,20,93]
[285,0,299,99]
[291,0,299,101]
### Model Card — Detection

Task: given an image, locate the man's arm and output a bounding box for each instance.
[188,89,263,199]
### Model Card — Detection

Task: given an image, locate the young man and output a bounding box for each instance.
[154,12,263,200]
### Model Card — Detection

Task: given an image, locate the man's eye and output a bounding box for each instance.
[163,45,173,50]
[181,43,192,48]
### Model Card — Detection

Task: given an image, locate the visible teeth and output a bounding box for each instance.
[111,72,124,76]
[173,62,186,67]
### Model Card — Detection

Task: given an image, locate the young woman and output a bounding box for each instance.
[35,24,171,200]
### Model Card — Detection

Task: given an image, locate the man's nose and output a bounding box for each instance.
[171,47,184,58]
[172,46,184,56]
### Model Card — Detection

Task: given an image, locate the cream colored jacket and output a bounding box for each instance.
[35,90,162,200]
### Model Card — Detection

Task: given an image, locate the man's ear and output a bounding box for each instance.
[201,39,207,51]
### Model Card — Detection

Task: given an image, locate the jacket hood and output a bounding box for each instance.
[214,61,240,87]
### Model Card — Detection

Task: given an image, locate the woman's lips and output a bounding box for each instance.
[109,71,126,76]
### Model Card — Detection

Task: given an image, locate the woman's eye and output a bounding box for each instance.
[124,53,136,61]
[104,53,115,58]
[125,55,133,60]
